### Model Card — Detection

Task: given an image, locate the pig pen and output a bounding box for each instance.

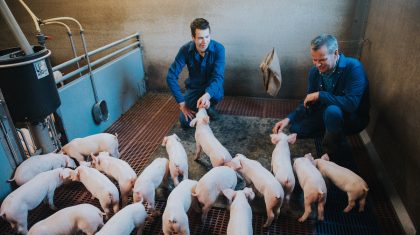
[0,92,404,234]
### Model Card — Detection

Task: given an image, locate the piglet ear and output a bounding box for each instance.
[288,133,297,144]
[190,118,198,127]
[222,188,236,204]
[243,187,255,201]
[270,134,279,144]
[162,137,168,146]
[321,154,330,161]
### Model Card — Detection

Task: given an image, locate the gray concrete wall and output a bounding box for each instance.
[360,0,420,231]
[0,0,367,99]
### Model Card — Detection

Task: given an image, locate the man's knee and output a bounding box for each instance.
[324,105,343,120]
[323,105,344,133]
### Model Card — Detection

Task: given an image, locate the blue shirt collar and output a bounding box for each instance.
[337,53,346,69]
[188,40,215,53]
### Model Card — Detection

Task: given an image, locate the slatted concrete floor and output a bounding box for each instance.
[0,92,404,234]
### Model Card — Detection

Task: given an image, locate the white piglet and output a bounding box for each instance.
[62,133,120,163]
[8,153,76,186]
[226,154,284,228]
[222,187,255,235]
[190,108,232,167]
[315,154,369,212]
[0,168,72,235]
[96,202,147,235]
[162,179,198,235]
[162,134,189,186]
[192,166,237,222]
[68,165,120,219]
[293,153,327,222]
[133,158,169,215]
[270,132,297,207]
[28,204,104,235]
[91,152,137,207]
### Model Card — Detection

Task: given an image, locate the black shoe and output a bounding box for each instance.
[322,131,351,162]
[207,107,219,121]
[322,132,347,155]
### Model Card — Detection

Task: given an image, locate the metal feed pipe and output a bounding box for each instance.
[41,21,82,76]
[0,0,34,54]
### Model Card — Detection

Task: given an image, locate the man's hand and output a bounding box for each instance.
[197,93,211,109]
[179,102,196,121]
[303,92,320,108]
[272,118,290,134]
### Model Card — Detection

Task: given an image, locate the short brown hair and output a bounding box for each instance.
[190,18,210,37]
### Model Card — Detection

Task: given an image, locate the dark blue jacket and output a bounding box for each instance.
[288,54,370,123]
[166,40,225,103]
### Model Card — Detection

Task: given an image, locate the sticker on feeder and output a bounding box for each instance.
[34,59,49,79]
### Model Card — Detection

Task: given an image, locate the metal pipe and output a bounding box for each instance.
[47,114,61,149]
[43,17,83,31]
[80,31,99,102]
[16,128,32,157]
[41,21,82,76]
[18,0,41,33]
[53,33,140,71]
[55,42,140,84]
[0,0,34,55]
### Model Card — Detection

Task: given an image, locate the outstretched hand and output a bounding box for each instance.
[272,118,290,134]
[197,93,211,109]
[179,102,196,121]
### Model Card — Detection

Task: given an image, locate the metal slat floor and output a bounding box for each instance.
[0,92,404,235]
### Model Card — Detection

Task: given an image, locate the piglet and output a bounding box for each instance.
[226,154,283,228]
[315,154,369,212]
[222,187,255,235]
[192,166,237,222]
[8,153,76,186]
[91,152,137,207]
[190,108,232,167]
[270,132,297,207]
[62,133,120,163]
[28,204,104,235]
[162,179,198,235]
[133,158,169,215]
[162,134,189,186]
[68,165,120,219]
[0,168,72,235]
[96,202,147,235]
[293,153,327,222]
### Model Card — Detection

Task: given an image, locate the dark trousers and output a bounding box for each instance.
[179,88,223,127]
[290,105,368,139]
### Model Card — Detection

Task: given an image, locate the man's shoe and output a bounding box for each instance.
[207,106,219,121]
[322,131,352,162]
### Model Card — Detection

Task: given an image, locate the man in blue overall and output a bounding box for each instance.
[273,34,370,158]
[166,18,225,128]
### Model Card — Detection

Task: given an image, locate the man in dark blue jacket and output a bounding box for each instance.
[273,34,370,158]
[166,18,225,128]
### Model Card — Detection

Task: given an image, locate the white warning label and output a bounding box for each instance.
[34,59,49,79]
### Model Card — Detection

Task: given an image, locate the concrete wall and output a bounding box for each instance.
[0,0,367,99]
[361,0,420,231]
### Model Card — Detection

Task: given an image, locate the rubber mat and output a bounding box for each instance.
[0,92,404,235]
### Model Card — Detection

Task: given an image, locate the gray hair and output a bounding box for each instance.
[311,34,338,54]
